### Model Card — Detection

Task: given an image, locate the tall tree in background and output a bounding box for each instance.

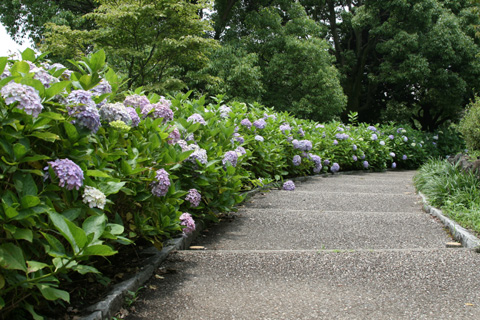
[41,0,218,92]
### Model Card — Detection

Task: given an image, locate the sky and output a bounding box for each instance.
[0,23,33,57]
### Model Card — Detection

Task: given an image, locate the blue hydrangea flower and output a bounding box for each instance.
[185,189,201,207]
[91,79,112,96]
[151,169,170,197]
[33,69,58,88]
[352,155,358,161]
[255,135,264,142]
[235,146,247,156]
[99,102,132,124]
[397,128,405,133]
[219,105,232,118]
[330,163,340,173]
[223,151,238,168]
[333,140,338,146]
[316,124,324,129]
[367,126,377,131]
[1,82,44,117]
[46,159,84,190]
[253,119,266,129]
[371,134,378,141]
[283,180,295,191]
[311,155,322,173]
[68,103,101,133]
[388,135,394,140]
[280,123,291,133]
[352,144,357,151]
[264,113,277,121]
[324,159,330,166]
[232,133,244,144]
[67,90,95,107]
[391,162,397,169]
[143,102,174,122]
[126,107,140,127]
[298,128,305,137]
[363,161,369,169]
[183,144,208,165]
[167,127,181,145]
[187,113,206,125]
[240,118,252,128]
[293,155,302,166]
[335,133,349,140]
[293,139,313,151]
[180,212,196,235]
[402,155,407,160]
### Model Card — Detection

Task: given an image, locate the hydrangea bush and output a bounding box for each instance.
[0,49,464,318]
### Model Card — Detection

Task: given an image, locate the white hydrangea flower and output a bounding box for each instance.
[82,186,107,209]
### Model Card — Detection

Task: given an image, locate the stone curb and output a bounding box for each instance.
[418,192,480,249]
[78,221,205,320]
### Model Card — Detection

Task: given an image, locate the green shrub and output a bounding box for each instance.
[458,97,480,152]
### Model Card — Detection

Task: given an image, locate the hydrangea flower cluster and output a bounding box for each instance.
[219,105,232,118]
[283,180,295,191]
[240,118,252,128]
[142,102,174,122]
[310,155,322,173]
[33,69,58,88]
[363,161,369,169]
[333,140,338,146]
[335,133,349,140]
[324,159,330,166]
[253,119,266,129]
[183,144,208,165]
[109,120,131,131]
[293,155,302,166]
[232,133,244,144]
[352,155,358,161]
[126,107,140,127]
[1,82,44,117]
[388,135,394,140]
[91,79,112,96]
[151,169,170,197]
[99,102,132,124]
[292,139,312,151]
[185,189,201,207]
[48,63,73,79]
[280,123,291,133]
[180,212,196,235]
[380,141,385,146]
[46,159,84,190]
[167,127,181,145]
[402,155,408,160]
[298,128,305,137]
[389,152,396,157]
[264,113,277,121]
[353,144,357,151]
[187,113,206,125]
[235,146,246,156]
[316,124,325,129]
[330,162,340,173]
[371,134,378,141]
[124,94,150,109]
[403,136,408,142]
[223,151,238,168]
[67,90,95,107]
[82,186,107,209]
[255,135,264,142]
[68,102,101,133]
[391,162,397,169]
[367,126,377,131]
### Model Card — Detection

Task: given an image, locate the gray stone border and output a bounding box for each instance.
[418,192,480,249]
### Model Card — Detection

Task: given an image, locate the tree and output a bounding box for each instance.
[41,0,218,92]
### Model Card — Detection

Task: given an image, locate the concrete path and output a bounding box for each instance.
[126,171,480,320]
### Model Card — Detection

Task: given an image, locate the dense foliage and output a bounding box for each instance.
[458,96,480,152]
[0,49,464,318]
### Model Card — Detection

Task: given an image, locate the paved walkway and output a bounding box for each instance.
[126,171,480,319]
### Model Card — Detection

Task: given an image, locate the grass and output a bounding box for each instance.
[414,158,480,235]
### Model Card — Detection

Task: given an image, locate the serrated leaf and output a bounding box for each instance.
[37,284,70,302]
[86,170,111,178]
[82,214,106,244]
[30,131,60,142]
[82,244,117,256]
[0,243,26,271]
[27,260,49,273]
[13,228,33,242]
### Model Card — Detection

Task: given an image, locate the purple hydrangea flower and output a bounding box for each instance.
[187,113,206,125]
[293,140,313,151]
[388,135,394,140]
[371,134,378,141]
[255,135,264,142]
[99,102,132,124]
[223,151,238,168]
[361,154,366,159]
[68,103,101,133]
[91,79,112,96]
[145,102,174,122]
[402,155,407,160]
[67,90,95,107]
[283,180,295,191]
[397,128,405,133]
[180,212,196,235]
[280,123,291,133]
[333,140,338,146]
[235,146,247,156]
[389,152,396,157]
[219,105,232,118]
[353,144,357,151]
[316,124,325,129]
[352,155,358,161]
[151,169,170,197]
[337,127,345,132]
[391,162,397,169]
[363,161,369,169]
[335,133,349,140]
[264,113,276,121]
[233,133,244,144]
[311,155,322,173]
[293,155,302,166]
[33,69,58,88]
[298,128,305,137]
[46,159,84,190]
[324,159,330,166]
[380,141,385,146]
[253,119,266,129]
[330,163,340,173]
[167,127,181,145]
[287,135,294,142]
[1,82,44,117]
[126,107,140,127]
[240,118,252,128]
[183,144,208,165]
[185,189,201,207]
[124,94,150,109]
[367,126,377,131]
